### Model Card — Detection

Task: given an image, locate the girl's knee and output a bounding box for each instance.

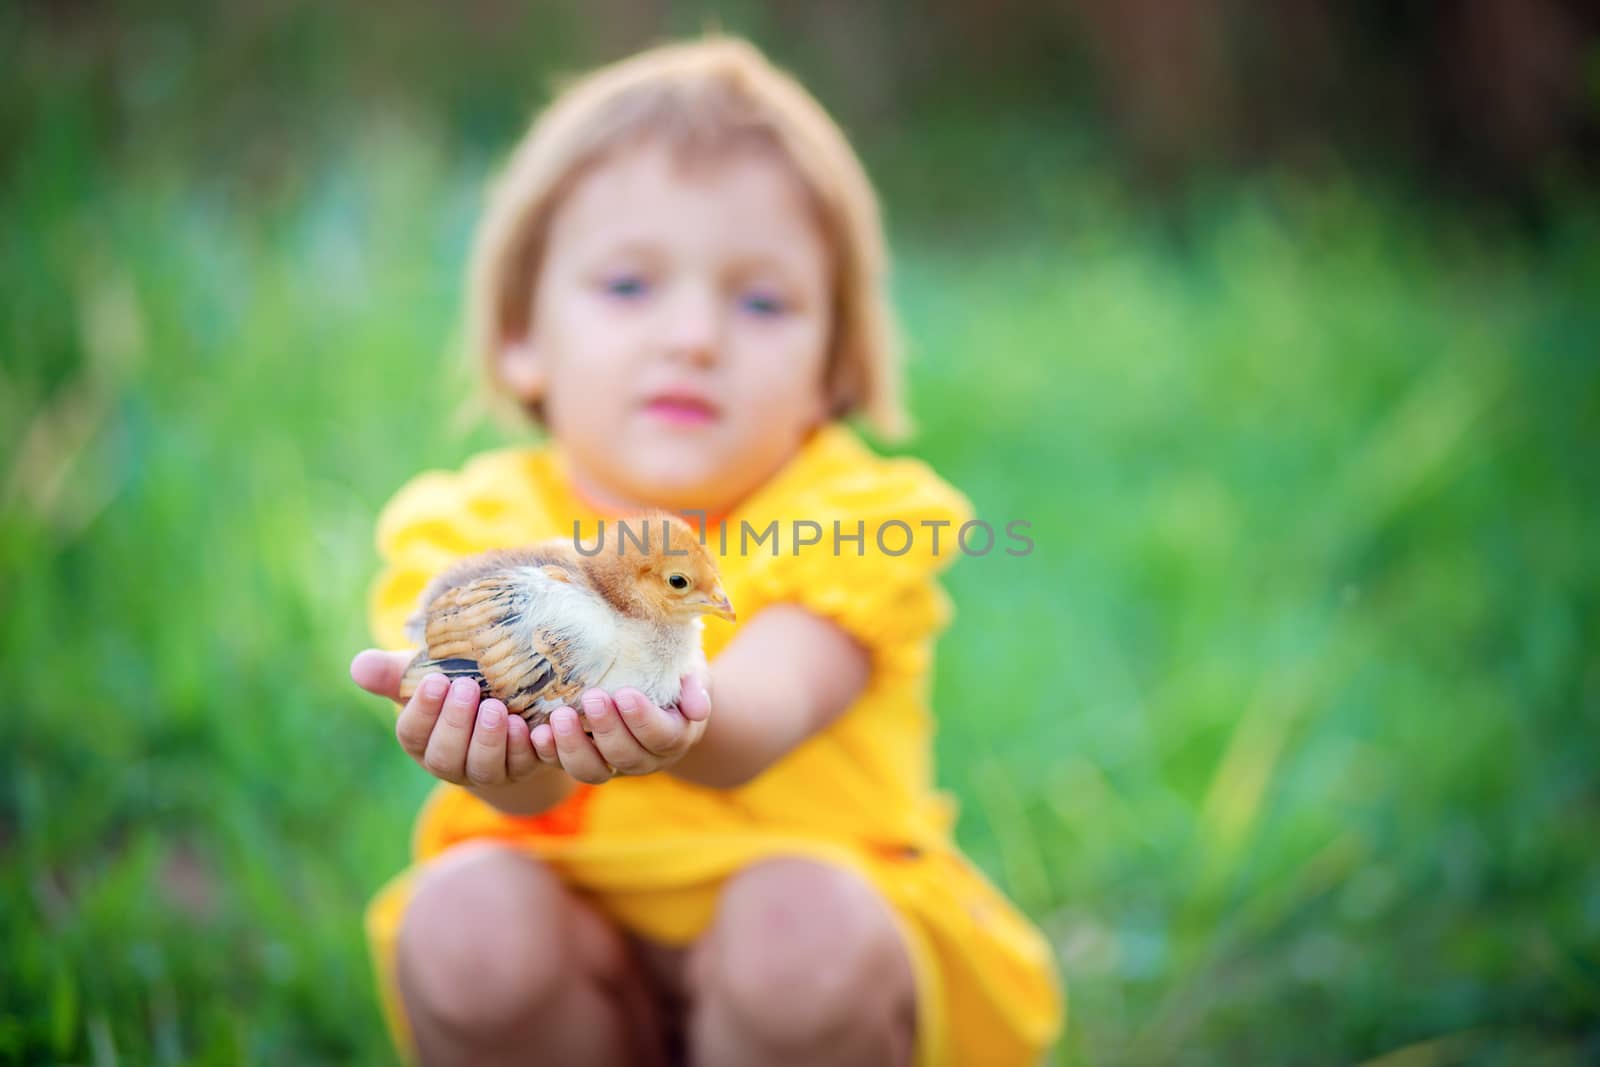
[694,858,915,1049]
[395,844,616,1035]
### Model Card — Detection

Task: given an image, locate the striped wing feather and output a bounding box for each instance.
[398,545,592,724]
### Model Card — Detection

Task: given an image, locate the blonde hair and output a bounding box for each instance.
[466,35,909,440]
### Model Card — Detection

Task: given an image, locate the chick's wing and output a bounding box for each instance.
[398,544,593,722]
[402,543,581,645]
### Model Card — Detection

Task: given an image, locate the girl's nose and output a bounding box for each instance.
[661,283,722,366]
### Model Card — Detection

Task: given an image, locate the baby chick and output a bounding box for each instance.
[397,513,735,726]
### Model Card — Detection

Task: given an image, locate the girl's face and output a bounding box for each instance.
[502,142,832,516]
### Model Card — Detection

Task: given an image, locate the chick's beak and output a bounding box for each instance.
[699,587,737,623]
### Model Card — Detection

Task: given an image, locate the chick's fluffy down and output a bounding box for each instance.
[397,536,715,726]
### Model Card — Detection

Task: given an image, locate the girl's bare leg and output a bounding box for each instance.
[394,842,669,1067]
[685,858,917,1067]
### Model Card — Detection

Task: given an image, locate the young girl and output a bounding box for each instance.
[350,36,1061,1067]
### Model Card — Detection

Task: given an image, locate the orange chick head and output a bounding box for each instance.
[605,513,736,624]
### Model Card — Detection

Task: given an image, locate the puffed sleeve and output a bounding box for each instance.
[367,448,553,650]
[737,453,976,674]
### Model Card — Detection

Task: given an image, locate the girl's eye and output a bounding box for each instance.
[602,275,649,300]
[667,573,690,591]
[739,291,787,317]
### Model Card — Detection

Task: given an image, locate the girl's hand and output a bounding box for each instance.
[350,649,541,788]
[531,655,713,786]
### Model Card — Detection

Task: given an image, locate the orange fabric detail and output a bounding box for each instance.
[431,783,595,852]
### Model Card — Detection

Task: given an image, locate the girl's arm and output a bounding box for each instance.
[669,604,872,789]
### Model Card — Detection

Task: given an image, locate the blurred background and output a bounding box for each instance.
[3,1,1598,1064]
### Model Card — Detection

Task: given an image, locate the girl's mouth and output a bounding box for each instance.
[642,393,720,426]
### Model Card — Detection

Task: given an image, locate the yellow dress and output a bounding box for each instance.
[363,423,1063,1066]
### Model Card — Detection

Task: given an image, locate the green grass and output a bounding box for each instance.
[3,119,1597,1065]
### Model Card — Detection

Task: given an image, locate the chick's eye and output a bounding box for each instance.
[667,573,690,591]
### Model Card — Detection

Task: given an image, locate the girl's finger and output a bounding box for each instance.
[614,688,683,756]
[505,713,540,780]
[421,677,480,783]
[464,699,510,786]
[353,649,419,703]
[395,673,450,761]
[531,721,560,765]
[582,690,652,775]
[551,706,612,785]
[677,667,713,724]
